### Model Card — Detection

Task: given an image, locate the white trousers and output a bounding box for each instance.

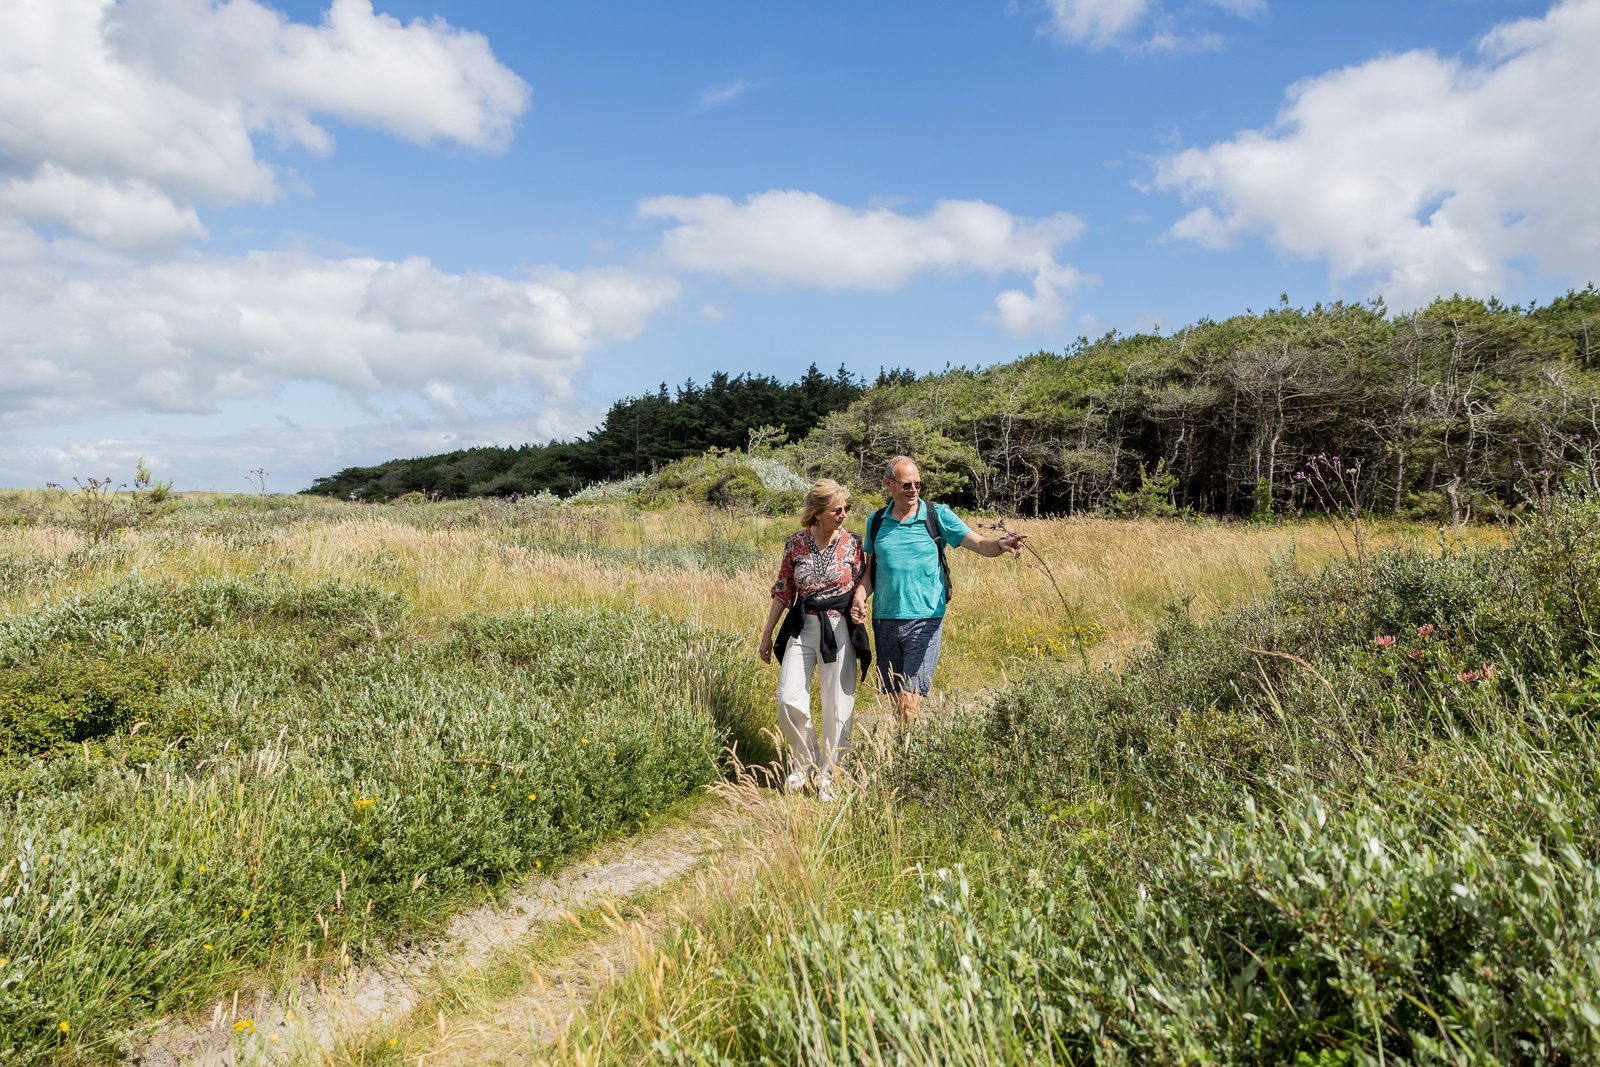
[776,612,857,779]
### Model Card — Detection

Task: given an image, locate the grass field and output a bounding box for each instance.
[0,488,1535,1064]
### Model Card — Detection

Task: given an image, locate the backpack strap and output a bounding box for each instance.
[866,506,888,590]
[925,501,952,604]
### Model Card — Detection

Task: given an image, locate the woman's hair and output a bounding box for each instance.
[800,479,850,528]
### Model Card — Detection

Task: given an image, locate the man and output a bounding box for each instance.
[849,455,1025,724]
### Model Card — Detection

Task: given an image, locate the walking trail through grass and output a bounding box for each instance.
[135,778,784,1066]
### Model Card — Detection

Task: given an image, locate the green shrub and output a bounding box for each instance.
[0,654,171,757]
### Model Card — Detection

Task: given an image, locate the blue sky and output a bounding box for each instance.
[2,0,1594,491]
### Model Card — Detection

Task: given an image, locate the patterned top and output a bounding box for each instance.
[770,528,864,611]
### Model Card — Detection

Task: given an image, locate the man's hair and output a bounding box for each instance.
[883,455,916,481]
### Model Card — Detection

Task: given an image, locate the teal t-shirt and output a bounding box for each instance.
[862,501,971,620]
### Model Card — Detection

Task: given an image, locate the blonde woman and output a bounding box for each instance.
[758,479,871,801]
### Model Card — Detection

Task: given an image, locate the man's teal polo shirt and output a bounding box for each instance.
[862,500,971,620]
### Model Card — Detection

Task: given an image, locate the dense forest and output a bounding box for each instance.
[305,364,865,499]
[309,288,1599,521]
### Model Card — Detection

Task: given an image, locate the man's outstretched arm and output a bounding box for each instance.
[959,530,1025,558]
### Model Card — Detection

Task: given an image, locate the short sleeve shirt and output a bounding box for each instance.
[862,501,971,620]
[770,529,864,614]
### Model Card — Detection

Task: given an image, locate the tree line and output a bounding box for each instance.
[305,364,865,500]
[307,287,1599,520]
[796,288,1600,521]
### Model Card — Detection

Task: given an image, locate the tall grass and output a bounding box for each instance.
[0,571,765,1064]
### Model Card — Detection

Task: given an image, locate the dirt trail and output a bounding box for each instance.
[134,785,767,1066]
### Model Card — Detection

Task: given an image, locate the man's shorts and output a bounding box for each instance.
[872,617,944,696]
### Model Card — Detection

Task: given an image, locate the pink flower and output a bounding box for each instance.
[1416,623,1435,638]
[1374,635,1397,648]
[1481,662,1497,680]
[1408,649,1424,660]
[1458,669,1481,683]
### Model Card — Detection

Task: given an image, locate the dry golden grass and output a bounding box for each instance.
[1,499,1492,697]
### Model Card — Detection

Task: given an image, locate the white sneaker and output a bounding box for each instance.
[816,776,838,803]
[785,770,809,794]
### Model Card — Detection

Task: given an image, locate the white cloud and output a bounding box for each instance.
[1042,0,1259,52]
[639,189,1088,334]
[698,77,760,112]
[992,262,1094,337]
[0,0,530,243]
[0,224,679,428]
[0,165,207,249]
[1044,0,1150,50]
[1154,0,1600,308]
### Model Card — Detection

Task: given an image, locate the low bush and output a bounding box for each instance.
[0,654,171,757]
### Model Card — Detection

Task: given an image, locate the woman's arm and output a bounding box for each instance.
[849,554,873,623]
[758,596,787,663]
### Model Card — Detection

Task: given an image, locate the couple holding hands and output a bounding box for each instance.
[757,455,1026,799]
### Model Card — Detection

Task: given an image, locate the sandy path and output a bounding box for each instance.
[133,795,744,1066]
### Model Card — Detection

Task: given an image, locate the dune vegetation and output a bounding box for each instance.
[2,482,1592,1064]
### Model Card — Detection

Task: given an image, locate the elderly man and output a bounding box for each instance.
[849,455,1025,724]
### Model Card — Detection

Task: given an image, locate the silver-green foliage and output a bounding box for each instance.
[0,574,762,1064]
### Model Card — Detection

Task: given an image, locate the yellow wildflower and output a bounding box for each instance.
[198,864,206,874]
[233,1017,255,1034]
[58,1020,70,1035]
[203,943,214,952]
[241,907,251,920]
[526,793,537,801]
[580,737,589,745]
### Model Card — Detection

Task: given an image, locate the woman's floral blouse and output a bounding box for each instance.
[770,529,864,612]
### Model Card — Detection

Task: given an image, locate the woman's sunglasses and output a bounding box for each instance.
[829,504,852,514]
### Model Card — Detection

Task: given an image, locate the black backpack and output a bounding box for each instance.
[867,502,952,604]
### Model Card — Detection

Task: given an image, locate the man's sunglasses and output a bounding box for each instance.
[897,480,923,491]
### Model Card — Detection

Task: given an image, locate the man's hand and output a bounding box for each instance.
[999,532,1027,558]
[849,588,868,624]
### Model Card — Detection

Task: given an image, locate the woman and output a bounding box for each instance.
[758,479,871,801]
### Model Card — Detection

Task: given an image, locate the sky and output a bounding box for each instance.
[2,0,1597,492]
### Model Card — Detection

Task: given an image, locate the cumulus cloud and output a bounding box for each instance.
[1042,0,1259,52]
[639,190,1089,334]
[0,223,679,428]
[0,0,530,243]
[1154,0,1600,308]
